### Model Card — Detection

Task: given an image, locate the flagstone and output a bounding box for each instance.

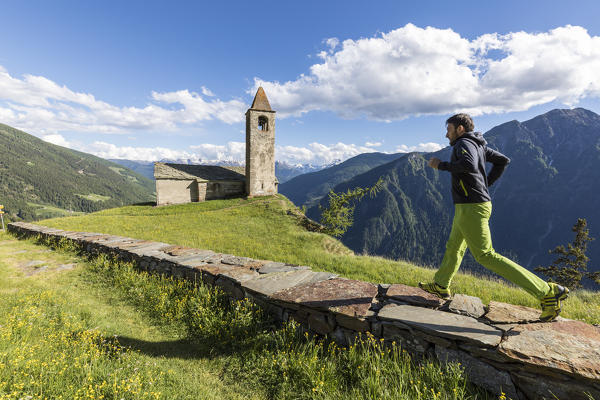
[272,278,377,318]
[378,304,502,347]
[385,283,445,308]
[499,319,600,380]
[243,270,336,296]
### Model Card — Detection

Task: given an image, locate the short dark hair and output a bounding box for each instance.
[446,113,474,132]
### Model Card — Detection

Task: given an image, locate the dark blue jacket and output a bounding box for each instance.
[437,132,510,204]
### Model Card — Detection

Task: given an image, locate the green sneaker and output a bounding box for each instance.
[540,282,569,322]
[418,282,451,300]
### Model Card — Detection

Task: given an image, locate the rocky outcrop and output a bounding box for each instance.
[8,222,600,400]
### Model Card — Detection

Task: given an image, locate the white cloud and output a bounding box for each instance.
[276,142,378,165]
[41,134,389,165]
[365,141,382,147]
[0,65,246,135]
[42,134,70,148]
[189,141,246,163]
[40,132,444,166]
[87,142,200,162]
[395,142,445,153]
[253,24,600,120]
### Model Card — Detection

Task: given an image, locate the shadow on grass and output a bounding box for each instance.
[130,202,156,207]
[116,336,205,359]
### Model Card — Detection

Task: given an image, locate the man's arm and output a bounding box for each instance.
[485,147,510,186]
[436,141,477,173]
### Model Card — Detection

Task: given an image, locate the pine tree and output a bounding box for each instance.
[534,218,596,289]
[319,178,383,238]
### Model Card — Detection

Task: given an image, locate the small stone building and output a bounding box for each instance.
[154,87,278,205]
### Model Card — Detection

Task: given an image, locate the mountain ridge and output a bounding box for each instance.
[0,123,155,220]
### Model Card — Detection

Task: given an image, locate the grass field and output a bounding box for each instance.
[38,195,600,325]
[0,231,261,400]
[0,231,494,399]
[75,193,112,202]
[27,202,86,219]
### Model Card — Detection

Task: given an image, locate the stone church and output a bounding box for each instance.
[154,87,278,205]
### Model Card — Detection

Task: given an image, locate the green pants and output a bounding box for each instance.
[434,202,550,300]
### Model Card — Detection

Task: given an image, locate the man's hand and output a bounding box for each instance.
[428,157,441,169]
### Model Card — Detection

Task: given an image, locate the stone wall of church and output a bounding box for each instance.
[246,110,277,197]
[205,181,245,200]
[156,179,198,205]
[157,179,245,205]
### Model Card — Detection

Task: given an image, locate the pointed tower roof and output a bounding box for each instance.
[250,87,272,111]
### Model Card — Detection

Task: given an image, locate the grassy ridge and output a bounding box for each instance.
[39,195,600,325]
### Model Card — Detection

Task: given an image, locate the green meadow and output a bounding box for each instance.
[38,194,600,325]
[0,231,493,399]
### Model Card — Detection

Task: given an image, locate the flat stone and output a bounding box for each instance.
[113,240,154,249]
[499,320,600,380]
[24,260,45,267]
[221,255,260,267]
[272,278,378,318]
[242,270,337,296]
[160,245,203,256]
[126,242,172,257]
[336,314,369,332]
[385,283,445,308]
[307,312,335,335]
[378,304,502,347]
[174,253,217,267]
[436,347,518,399]
[448,294,486,318]
[484,301,540,324]
[89,235,126,244]
[200,263,259,283]
[511,370,600,400]
[57,263,77,271]
[258,262,310,274]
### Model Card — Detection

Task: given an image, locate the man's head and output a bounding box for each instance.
[445,113,474,143]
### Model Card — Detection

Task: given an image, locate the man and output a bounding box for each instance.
[420,113,568,322]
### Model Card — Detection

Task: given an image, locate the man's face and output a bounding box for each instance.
[445,123,464,143]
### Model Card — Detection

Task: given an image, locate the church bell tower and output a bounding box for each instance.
[245,87,277,197]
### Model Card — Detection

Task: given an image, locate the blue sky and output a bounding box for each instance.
[2,0,600,165]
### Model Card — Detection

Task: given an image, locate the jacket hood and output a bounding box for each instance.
[451,131,487,147]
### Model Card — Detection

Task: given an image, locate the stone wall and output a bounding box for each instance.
[8,222,600,400]
[156,179,198,205]
[205,181,245,201]
[156,179,245,205]
[245,109,277,197]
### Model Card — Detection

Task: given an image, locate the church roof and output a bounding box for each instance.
[250,87,272,111]
[154,162,246,181]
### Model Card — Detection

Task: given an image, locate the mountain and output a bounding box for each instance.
[280,152,404,210]
[108,159,155,180]
[108,159,325,183]
[0,123,155,220]
[304,108,600,280]
[275,161,327,183]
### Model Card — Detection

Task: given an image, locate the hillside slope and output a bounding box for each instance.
[279,152,403,209]
[0,123,155,220]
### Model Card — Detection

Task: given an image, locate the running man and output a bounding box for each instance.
[420,113,568,322]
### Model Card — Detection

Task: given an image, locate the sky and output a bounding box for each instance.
[2,0,600,166]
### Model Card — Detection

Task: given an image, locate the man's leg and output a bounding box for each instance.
[434,205,468,288]
[460,202,550,299]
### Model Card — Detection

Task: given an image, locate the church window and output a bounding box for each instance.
[258,116,269,131]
